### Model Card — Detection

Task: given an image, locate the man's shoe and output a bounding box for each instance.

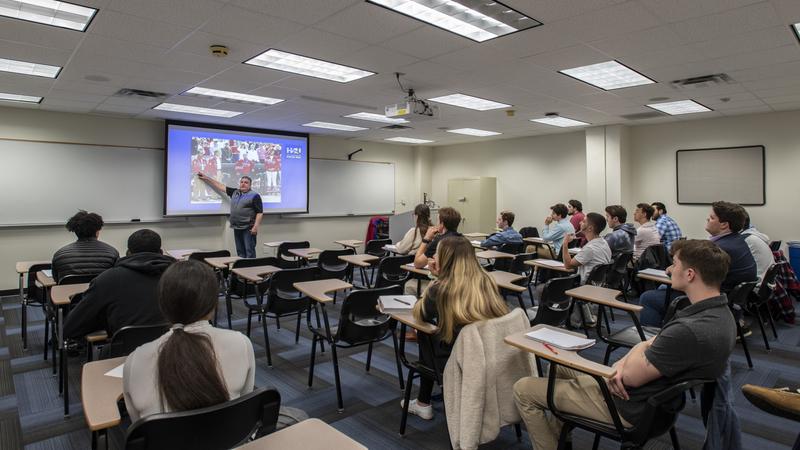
[742,384,800,422]
[400,399,434,420]
[737,325,753,339]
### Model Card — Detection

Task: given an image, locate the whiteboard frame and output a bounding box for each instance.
[675,145,766,206]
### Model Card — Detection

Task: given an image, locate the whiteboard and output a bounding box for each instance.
[0,139,164,225]
[296,158,394,217]
[676,146,765,205]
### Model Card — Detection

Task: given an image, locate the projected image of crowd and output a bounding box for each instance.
[190,137,282,203]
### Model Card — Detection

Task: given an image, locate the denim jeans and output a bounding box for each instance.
[233,228,257,258]
[638,285,681,327]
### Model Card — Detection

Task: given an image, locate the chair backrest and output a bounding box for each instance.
[637,244,671,271]
[317,249,355,279]
[26,263,52,304]
[727,281,758,308]
[585,263,612,287]
[125,387,281,450]
[627,378,712,445]
[769,240,782,251]
[537,243,557,260]
[59,273,97,285]
[508,253,536,276]
[756,262,782,301]
[606,252,632,287]
[519,226,539,238]
[188,250,231,261]
[663,296,692,324]
[276,241,310,269]
[229,257,280,298]
[266,267,318,314]
[103,324,169,359]
[365,238,392,258]
[373,254,414,289]
[532,274,580,326]
[336,285,403,345]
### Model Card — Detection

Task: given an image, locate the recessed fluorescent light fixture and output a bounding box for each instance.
[302,121,368,131]
[447,128,501,136]
[385,137,434,144]
[0,92,42,103]
[559,60,655,90]
[531,116,590,127]
[244,49,375,83]
[344,112,409,124]
[184,87,284,105]
[0,0,97,31]
[646,99,712,115]
[428,93,510,111]
[153,103,242,118]
[367,0,540,42]
[792,23,800,43]
[0,57,61,78]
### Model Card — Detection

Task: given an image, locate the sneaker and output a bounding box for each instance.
[400,399,434,420]
[737,325,753,339]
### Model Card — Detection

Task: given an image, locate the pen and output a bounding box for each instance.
[543,343,559,355]
[394,297,411,306]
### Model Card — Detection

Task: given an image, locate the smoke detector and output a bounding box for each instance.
[209,45,229,57]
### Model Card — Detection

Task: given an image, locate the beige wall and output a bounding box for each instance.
[430,132,588,231]
[628,110,800,242]
[0,107,416,290]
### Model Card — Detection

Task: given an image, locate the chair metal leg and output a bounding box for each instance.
[261,312,273,367]
[754,308,770,350]
[592,433,601,450]
[63,348,70,416]
[51,321,57,374]
[556,424,572,450]
[366,342,373,372]
[275,316,281,330]
[21,302,28,350]
[767,308,778,339]
[516,293,526,311]
[514,423,522,442]
[43,314,50,361]
[246,310,253,337]
[308,335,318,387]
[321,305,344,411]
[603,345,614,365]
[669,426,681,450]
[399,368,417,435]
[737,322,753,369]
[295,313,301,343]
[225,291,233,329]
[391,329,405,389]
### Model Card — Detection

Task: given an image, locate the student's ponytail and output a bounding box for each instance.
[156,260,229,411]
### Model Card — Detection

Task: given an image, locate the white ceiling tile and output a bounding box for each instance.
[481,25,579,59]
[525,45,613,71]
[0,72,55,91]
[741,77,800,91]
[46,89,108,103]
[430,45,517,72]
[552,1,661,43]
[208,65,292,91]
[618,45,707,70]
[42,98,101,108]
[709,45,800,73]
[718,105,773,116]
[51,79,126,95]
[171,32,266,61]
[41,104,94,113]
[156,51,232,76]
[728,60,800,82]
[315,2,422,45]
[0,18,84,51]
[107,0,225,29]
[200,5,303,47]
[589,26,686,57]
[380,26,471,60]
[338,46,419,74]
[639,0,764,23]
[669,2,781,44]
[770,0,800,17]
[751,86,800,99]
[768,102,800,112]
[0,40,73,67]
[230,0,359,26]
[502,0,627,23]
[89,10,194,48]
[274,28,370,61]
[693,26,796,59]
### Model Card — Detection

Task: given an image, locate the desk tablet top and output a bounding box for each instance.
[338,254,379,267]
[387,310,438,335]
[504,324,615,378]
[636,269,672,284]
[204,256,241,269]
[232,265,282,283]
[489,270,527,292]
[401,264,431,276]
[294,279,352,303]
[82,356,126,431]
[463,232,489,238]
[51,283,90,305]
[523,237,549,244]
[289,248,322,258]
[36,271,56,288]
[524,259,574,273]
[16,260,50,274]
[238,418,366,450]
[165,249,200,260]
[566,285,642,313]
[475,250,515,260]
[334,239,363,248]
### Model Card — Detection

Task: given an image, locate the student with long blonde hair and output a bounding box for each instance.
[404,236,509,420]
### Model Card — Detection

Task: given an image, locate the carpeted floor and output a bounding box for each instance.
[0,270,797,449]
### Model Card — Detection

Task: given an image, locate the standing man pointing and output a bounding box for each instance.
[198,173,263,258]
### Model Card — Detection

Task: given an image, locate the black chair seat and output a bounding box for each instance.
[605,326,659,348]
[321,262,348,273]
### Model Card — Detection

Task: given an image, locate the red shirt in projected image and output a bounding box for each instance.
[235,158,254,175]
[191,156,203,174]
[204,155,218,177]
[265,156,280,172]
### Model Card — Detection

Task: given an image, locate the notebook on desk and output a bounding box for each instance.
[526,327,595,350]
[378,295,419,312]
[41,269,52,278]
[638,268,669,278]
[535,259,566,268]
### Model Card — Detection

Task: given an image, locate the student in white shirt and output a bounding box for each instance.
[395,204,432,255]
[123,260,255,423]
[562,212,612,327]
[633,203,662,261]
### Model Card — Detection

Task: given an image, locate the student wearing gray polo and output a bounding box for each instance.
[514,239,736,450]
[198,173,263,258]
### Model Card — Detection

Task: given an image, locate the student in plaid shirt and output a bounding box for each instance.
[651,202,682,250]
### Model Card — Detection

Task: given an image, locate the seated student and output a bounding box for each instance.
[562,213,612,326]
[52,211,119,282]
[651,202,682,251]
[63,229,175,341]
[633,203,661,261]
[414,206,462,269]
[567,199,585,235]
[741,210,773,285]
[480,210,523,249]
[123,260,255,423]
[541,203,575,254]
[514,239,736,450]
[404,236,509,420]
[395,204,432,255]
[604,205,636,256]
[639,201,756,327]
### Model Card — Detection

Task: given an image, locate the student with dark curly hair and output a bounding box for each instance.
[51,210,119,282]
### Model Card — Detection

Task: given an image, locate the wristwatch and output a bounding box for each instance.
[422,238,432,244]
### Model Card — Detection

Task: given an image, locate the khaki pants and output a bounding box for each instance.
[513,366,632,450]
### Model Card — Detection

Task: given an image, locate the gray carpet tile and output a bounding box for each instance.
[1,270,798,450]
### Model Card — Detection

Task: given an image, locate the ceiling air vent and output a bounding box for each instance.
[620,112,665,120]
[113,88,170,100]
[670,73,732,90]
[382,124,412,130]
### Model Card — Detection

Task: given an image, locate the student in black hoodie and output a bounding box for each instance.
[64,229,175,340]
